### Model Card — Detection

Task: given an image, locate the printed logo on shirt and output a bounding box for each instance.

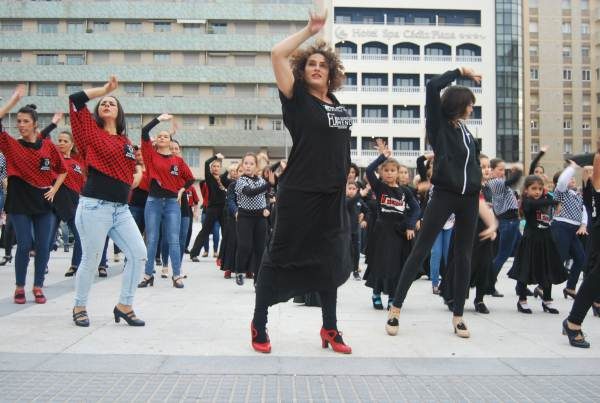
[72,163,83,175]
[323,105,353,130]
[379,193,406,214]
[39,158,51,171]
[536,210,551,226]
[124,144,136,160]
[170,164,179,176]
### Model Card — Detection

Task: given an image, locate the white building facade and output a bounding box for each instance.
[324,0,497,168]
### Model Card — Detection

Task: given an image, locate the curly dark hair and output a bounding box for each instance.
[290,40,345,92]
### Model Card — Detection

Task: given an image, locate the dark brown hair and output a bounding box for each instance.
[441,86,476,121]
[58,130,78,156]
[17,104,38,123]
[290,40,345,92]
[490,158,504,169]
[93,96,126,136]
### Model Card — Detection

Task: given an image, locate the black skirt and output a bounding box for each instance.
[363,218,411,295]
[508,228,567,286]
[256,186,351,304]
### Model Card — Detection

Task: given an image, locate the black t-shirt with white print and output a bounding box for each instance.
[278,81,352,193]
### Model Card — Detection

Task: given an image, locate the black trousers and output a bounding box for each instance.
[392,188,479,316]
[350,231,359,271]
[517,281,551,301]
[568,260,600,325]
[3,215,15,256]
[235,215,267,276]
[190,206,223,258]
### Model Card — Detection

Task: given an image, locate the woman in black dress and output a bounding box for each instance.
[250,10,353,354]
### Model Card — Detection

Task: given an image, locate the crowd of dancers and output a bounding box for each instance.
[0,9,599,353]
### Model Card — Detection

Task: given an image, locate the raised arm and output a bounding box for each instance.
[0,85,25,120]
[529,145,547,174]
[272,10,326,98]
[505,164,524,188]
[556,161,578,193]
[84,75,118,101]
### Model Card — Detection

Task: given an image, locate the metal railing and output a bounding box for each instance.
[392,86,421,93]
[392,54,420,62]
[424,55,453,62]
[393,117,421,125]
[361,54,389,61]
[456,55,482,63]
[361,85,388,93]
[361,117,389,124]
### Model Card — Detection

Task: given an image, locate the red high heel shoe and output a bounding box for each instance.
[251,321,271,354]
[320,328,352,354]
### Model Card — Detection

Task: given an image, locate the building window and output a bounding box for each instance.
[37,84,58,97]
[208,22,227,34]
[36,54,59,65]
[564,94,572,105]
[182,148,200,168]
[183,23,202,33]
[582,47,590,58]
[529,45,538,57]
[235,85,255,97]
[67,21,84,33]
[209,84,226,96]
[393,138,420,151]
[208,116,225,127]
[125,22,142,32]
[583,121,591,130]
[38,20,59,34]
[0,20,23,31]
[124,83,143,97]
[183,52,199,65]
[182,84,198,96]
[530,68,539,80]
[243,119,254,131]
[124,52,141,64]
[562,22,571,34]
[581,23,590,35]
[93,21,110,32]
[581,0,589,10]
[563,69,572,81]
[0,51,22,63]
[66,54,85,65]
[182,116,198,128]
[531,142,540,153]
[583,94,591,105]
[562,46,571,58]
[208,55,228,66]
[153,84,170,97]
[66,83,83,94]
[272,119,283,131]
[234,55,255,67]
[153,52,171,64]
[530,120,538,129]
[561,0,571,8]
[583,70,591,81]
[583,141,591,153]
[153,22,171,32]
[529,21,538,33]
[529,0,539,7]
[92,52,109,63]
[564,141,573,154]
[125,116,141,131]
[563,119,572,130]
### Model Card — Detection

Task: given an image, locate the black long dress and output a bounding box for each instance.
[256,81,353,304]
[508,195,567,286]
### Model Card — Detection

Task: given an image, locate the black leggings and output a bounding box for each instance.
[235,215,267,276]
[568,260,600,325]
[190,206,223,257]
[517,281,551,301]
[392,188,479,316]
[253,286,338,332]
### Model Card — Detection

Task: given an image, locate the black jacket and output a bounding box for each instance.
[426,69,482,196]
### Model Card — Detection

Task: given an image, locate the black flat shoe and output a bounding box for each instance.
[542,302,559,314]
[190,256,200,262]
[491,289,504,298]
[517,301,532,314]
[474,302,490,314]
[0,255,12,266]
[236,273,244,286]
[98,266,108,278]
[562,319,590,348]
[137,275,154,288]
[113,306,145,326]
[72,309,90,327]
[64,266,78,277]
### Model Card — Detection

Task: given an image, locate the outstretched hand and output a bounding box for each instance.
[157,113,173,122]
[307,9,327,35]
[375,138,392,158]
[51,112,64,125]
[103,76,118,94]
[13,84,26,101]
[460,67,482,85]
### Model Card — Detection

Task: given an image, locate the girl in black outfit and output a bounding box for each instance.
[234,153,274,286]
[220,163,242,279]
[250,11,353,354]
[563,144,600,348]
[363,143,419,310]
[189,154,228,261]
[508,176,566,314]
[386,67,483,339]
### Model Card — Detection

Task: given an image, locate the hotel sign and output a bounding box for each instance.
[334,26,486,41]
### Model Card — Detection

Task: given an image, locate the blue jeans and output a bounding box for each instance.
[180,216,191,260]
[12,211,54,287]
[552,220,586,290]
[493,217,521,274]
[429,228,453,287]
[0,189,5,213]
[129,205,145,233]
[144,196,182,277]
[201,211,220,253]
[48,216,82,268]
[74,197,146,307]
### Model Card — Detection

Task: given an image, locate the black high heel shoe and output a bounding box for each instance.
[113,306,145,326]
[532,286,543,299]
[172,276,184,289]
[542,301,559,314]
[563,288,577,299]
[0,255,12,266]
[517,301,532,314]
[562,319,590,348]
[72,309,90,327]
[137,275,154,288]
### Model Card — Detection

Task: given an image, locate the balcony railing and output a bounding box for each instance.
[361,117,389,124]
[424,55,452,62]
[341,85,358,92]
[392,86,421,93]
[393,54,420,62]
[361,54,388,61]
[393,117,421,125]
[339,53,358,60]
[468,87,482,94]
[456,55,482,63]
[466,119,482,126]
[361,85,388,93]
[351,149,421,164]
